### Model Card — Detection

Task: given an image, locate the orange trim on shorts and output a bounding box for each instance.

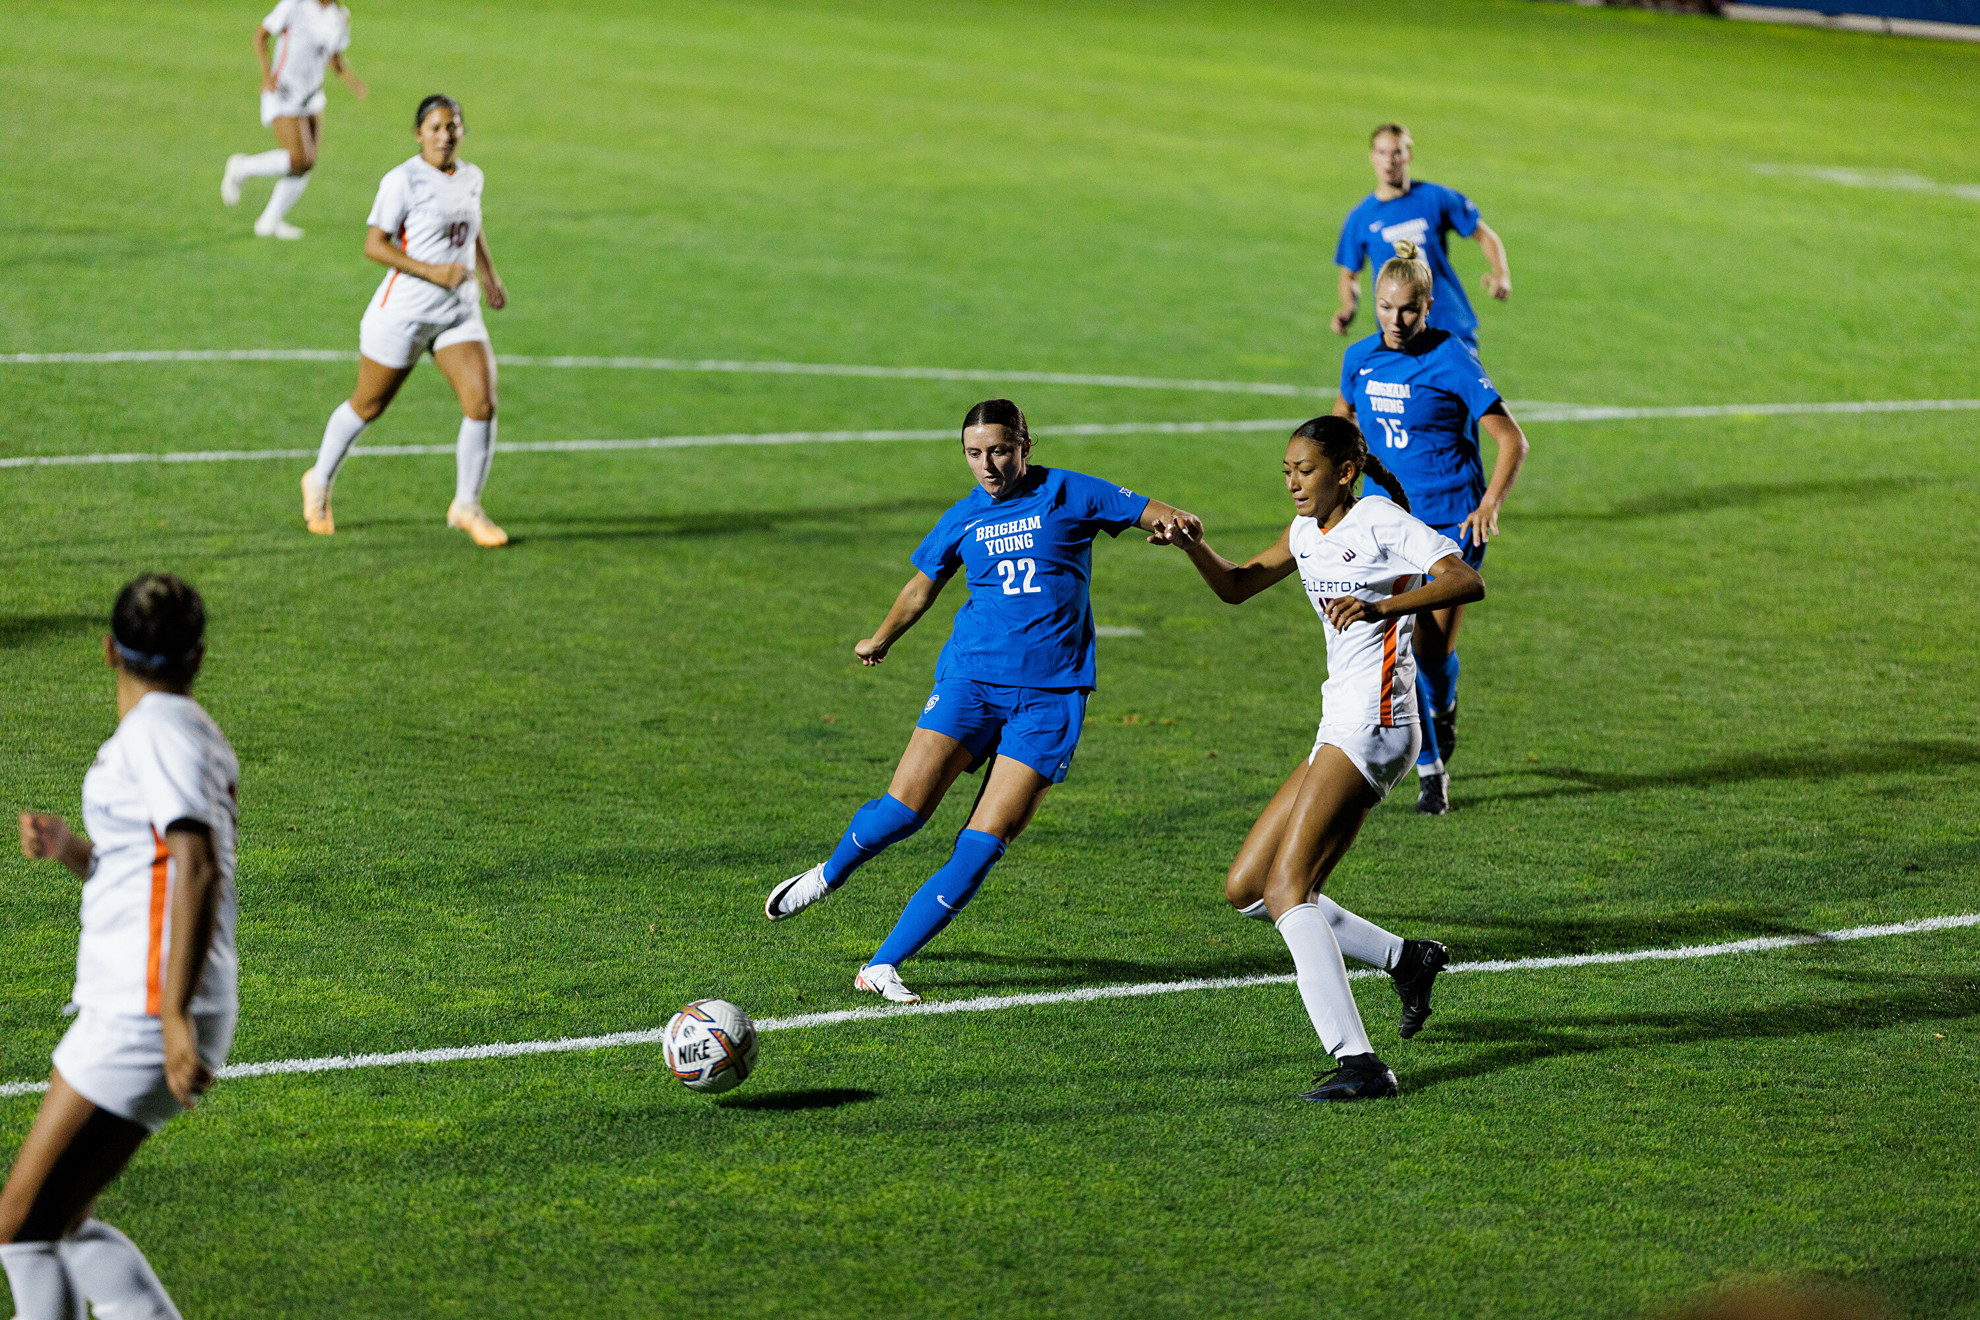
[1378,621,1398,725]
[145,827,170,1016]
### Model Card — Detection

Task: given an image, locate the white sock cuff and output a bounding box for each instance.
[56,1219,179,1320]
[239,149,292,177]
[1236,899,1270,921]
[2,1240,81,1320]
[1273,901,1320,933]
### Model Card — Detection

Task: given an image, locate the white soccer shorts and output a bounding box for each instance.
[1311,721,1423,800]
[52,1007,237,1132]
[358,301,490,370]
[260,88,328,127]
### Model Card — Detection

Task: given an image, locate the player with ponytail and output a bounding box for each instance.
[1153,416,1481,1100]
[1334,238,1529,813]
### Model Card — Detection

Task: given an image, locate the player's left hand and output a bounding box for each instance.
[161,1013,214,1108]
[484,280,508,311]
[854,637,890,667]
[1482,270,1511,302]
[1323,596,1385,630]
[19,812,74,860]
[348,76,369,100]
[1459,499,1502,546]
[1146,511,1203,548]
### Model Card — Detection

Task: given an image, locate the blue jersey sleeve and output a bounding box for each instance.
[1436,339,1502,421]
[910,505,970,580]
[1063,470,1150,537]
[1438,184,1481,239]
[1333,207,1366,271]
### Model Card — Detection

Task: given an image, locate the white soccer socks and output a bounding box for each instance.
[237,149,292,180]
[454,416,495,506]
[56,1220,182,1320]
[1275,903,1375,1059]
[1,1241,85,1320]
[313,401,368,485]
[255,172,310,238]
[1315,895,1405,971]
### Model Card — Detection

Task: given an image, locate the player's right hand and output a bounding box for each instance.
[431,262,473,290]
[854,637,889,667]
[1147,512,1203,548]
[19,812,73,860]
[261,74,279,93]
[1330,308,1355,336]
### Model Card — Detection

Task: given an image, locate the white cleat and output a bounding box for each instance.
[301,466,334,535]
[446,499,509,547]
[221,154,246,207]
[854,963,922,1005]
[254,218,305,240]
[765,864,831,921]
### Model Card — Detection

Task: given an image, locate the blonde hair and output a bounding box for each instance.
[1376,238,1433,300]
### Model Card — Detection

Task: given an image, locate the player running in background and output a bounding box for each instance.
[1335,241,1528,814]
[1330,122,1509,351]
[2,575,240,1318]
[764,399,1196,1005]
[302,95,511,548]
[220,0,366,240]
[1154,417,1480,1100]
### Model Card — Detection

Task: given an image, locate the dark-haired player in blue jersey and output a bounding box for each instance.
[1335,241,1528,814]
[1331,123,1511,352]
[763,399,1198,1004]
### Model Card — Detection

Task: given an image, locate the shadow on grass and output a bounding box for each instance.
[506,497,953,545]
[1846,1251,1980,1316]
[1462,741,1980,808]
[719,1087,877,1112]
[916,948,1286,994]
[0,613,101,649]
[1522,476,1923,523]
[1409,970,1980,1093]
[1385,905,1823,962]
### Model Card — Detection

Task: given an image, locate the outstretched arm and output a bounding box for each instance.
[159,824,221,1106]
[1458,405,1528,547]
[855,571,948,667]
[18,813,91,879]
[1472,220,1511,301]
[1151,521,1298,605]
[1323,554,1483,630]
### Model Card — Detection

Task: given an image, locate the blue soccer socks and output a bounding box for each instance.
[1414,670,1442,767]
[870,829,1007,966]
[822,794,926,888]
[1422,650,1460,716]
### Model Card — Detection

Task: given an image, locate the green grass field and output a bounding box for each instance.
[3,1,1979,1316]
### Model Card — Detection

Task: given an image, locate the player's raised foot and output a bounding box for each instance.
[1433,704,1458,767]
[765,864,832,921]
[301,467,334,535]
[1415,770,1450,816]
[254,217,305,240]
[854,963,922,1005]
[221,154,246,207]
[1390,938,1449,1039]
[446,499,509,548]
[1299,1053,1399,1102]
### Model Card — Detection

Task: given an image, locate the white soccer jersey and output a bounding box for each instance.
[262,0,350,105]
[366,156,485,321]
[1289,495,1463,727]
[75,693,240,1018]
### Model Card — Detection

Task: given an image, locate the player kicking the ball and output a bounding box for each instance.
[3,576,240,1317]
[301,95,511,547]
[764,399,1197,1005]
[1155,416,1480,1101]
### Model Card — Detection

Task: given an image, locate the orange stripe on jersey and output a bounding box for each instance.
[1378,622,1398,725]
[145,827,171,1016]
[379,271,399,306]
[271,31,291,81]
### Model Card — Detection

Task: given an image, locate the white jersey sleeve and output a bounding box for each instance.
[333,3,351,53]
[366,167,411,236]
[1370,498,1464,576]
[261,0,299,33]
[128,707,224,833]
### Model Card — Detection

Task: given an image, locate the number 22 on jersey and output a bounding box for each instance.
[996,558,1041,595]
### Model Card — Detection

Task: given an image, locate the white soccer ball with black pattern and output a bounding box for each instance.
[664,999,759,1094]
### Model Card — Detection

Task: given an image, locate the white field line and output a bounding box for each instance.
[1751,163,1980,201]
[0,910,1972,1102]
[4,396,1977,472]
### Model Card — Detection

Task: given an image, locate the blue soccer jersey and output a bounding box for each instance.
[910,467,1150,690]
[1334,182,1483,346]
[1341,329,1502,530]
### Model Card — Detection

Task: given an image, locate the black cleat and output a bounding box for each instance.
[1391,938,1449,1039]
[1415,771,1449,815]
[1299,1053,1400,1102]
[1432,704,1458,766]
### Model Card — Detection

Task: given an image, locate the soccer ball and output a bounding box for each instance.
[664,999,759,1094]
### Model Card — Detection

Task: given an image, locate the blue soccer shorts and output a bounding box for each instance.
[915,678,1088,784]
[1429,520,1487,572]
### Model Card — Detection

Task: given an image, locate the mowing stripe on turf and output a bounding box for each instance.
[0,911,1971,1102]
[4,396,1978,471]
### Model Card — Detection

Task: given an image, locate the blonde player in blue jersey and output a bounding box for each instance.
[764,399,1197,1005]
[1335,240,1528,814]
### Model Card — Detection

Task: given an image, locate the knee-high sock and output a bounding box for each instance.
[870,829,1005,966]
[455,417,495,505]
[1422,650,1459,716]
[57,1221,180,1320]
[1237,899,1271,920]
[314,401,367,483]
[1315,894,1404,970]
[1414,671,1442,770]
[1275,902,1374,1059]
[822,794,925,887]
[257,171,309,227]
[237,148,291,179]
[1,1241,86,1320]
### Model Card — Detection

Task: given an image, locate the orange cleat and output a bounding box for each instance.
[301,467,334,535]
[446,499,509,548]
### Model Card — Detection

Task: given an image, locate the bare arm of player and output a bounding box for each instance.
[364,225,471,290]
[1324,554,1484,630]
[18,813,92,880]
[254,25,277,93]
[474,230,507,311]
[159,823,221,1107]
[1332,392,1355,422]
[855,571,949,667]
[1473,220,1511,301]
[330,51,367,100]
[1153,522,1299,605]
[1458,405,1529,547]
[1331,266,1360,336]
[1135,499,1200,544]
